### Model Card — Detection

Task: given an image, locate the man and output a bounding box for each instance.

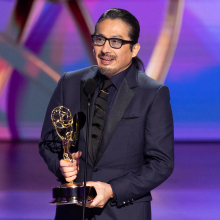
[39,8,174,220]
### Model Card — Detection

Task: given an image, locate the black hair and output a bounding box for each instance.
[95,8,145,71]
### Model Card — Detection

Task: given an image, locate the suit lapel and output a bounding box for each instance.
[94,65,138,166]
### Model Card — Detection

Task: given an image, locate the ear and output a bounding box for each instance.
[131,43,140,58]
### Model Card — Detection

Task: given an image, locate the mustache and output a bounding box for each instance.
[98,52,116,59]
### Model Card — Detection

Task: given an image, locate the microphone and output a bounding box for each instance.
[83,78,97,97]
[82,78,97,220]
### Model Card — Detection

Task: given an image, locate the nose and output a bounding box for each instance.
[101,39,112,53]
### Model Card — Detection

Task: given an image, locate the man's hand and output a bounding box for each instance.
[59,151,82,182]
[79,181,113,208]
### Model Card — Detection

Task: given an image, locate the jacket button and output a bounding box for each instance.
[93,167,98,172]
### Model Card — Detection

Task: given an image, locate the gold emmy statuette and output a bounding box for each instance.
[50,106,96,205]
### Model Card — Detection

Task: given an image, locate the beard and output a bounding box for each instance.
[98,66,117,76]
[98,52,117,76]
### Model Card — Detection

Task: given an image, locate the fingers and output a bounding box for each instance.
[76,196,104,208]
[79,181,112,208]
[76,200,93,208]
[59,158,79,182]
[60,151,82,182]
[60,159,73,167]
[60,167,78,182]
[65,175,77,183]
[89,195,104,208]
[60,166,78,175]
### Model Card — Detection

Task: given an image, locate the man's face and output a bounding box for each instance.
[93,19,140,78]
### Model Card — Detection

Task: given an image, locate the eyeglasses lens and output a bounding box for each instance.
[109,39,122,49]
[93,36,105,46]
[93,36,122,49]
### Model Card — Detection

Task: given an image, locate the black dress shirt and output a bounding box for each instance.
[94,64,133,121]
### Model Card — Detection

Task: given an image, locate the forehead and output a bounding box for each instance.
[96,19,130,39]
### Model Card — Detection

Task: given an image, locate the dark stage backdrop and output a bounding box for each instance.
[0,0,219,140]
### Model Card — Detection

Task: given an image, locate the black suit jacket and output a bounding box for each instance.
[39,64,174,220]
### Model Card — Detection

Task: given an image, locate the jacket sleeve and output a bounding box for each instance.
[39,74,66,182]
[109,85,174,207]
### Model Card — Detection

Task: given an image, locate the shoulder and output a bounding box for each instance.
[136,70,170,99]
[137,70,163,89]
[63,65,98,81]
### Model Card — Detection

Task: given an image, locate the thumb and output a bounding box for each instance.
[86,181,93,186]
[72,151,82,160]
[86,181,95,187]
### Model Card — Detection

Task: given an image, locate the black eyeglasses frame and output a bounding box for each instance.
[91,34,137,49]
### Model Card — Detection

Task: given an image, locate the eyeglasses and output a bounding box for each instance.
[91,35,136,49]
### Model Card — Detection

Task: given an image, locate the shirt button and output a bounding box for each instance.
[93,167,98,172]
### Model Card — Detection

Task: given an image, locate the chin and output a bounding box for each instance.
[98,66,117,77]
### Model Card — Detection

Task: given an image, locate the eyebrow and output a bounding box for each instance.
[111,34,123,38]
[95,33,124,39]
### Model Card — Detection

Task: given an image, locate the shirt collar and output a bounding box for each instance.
[98,64,132,90]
